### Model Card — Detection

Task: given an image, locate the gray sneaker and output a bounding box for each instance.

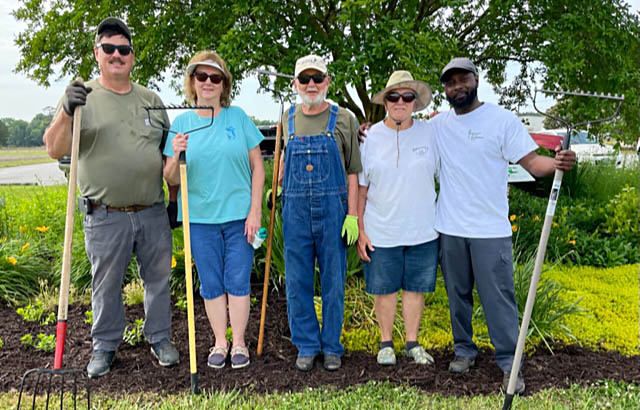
[323,354,341,371]
[448,356,475,373]
[86,350,115,378]
[151,340,180,367]
[295,355,315,372]
[502,371,525,394]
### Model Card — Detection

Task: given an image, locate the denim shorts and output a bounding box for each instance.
[189,219,254,299]
[364,238,438,295]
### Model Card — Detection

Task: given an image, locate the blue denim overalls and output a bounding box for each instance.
[282,104,348,358]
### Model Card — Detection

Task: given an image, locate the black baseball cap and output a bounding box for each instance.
[96,17,132,44]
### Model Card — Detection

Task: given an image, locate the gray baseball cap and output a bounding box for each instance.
[440,57,477,83]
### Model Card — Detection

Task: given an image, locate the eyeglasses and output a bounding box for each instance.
[385,92,417,103]
[297,73,326,84]
[97,43,133,56]
[192,71,225,84]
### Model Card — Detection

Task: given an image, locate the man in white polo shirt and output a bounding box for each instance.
[432,57,575,394]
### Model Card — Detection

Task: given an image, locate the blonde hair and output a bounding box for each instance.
[183,50,232,107]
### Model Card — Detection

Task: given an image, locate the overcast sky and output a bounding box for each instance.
[1,0,638,123]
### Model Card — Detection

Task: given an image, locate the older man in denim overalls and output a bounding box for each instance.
[278,55,362,372]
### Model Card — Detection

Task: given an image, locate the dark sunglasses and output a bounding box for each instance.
[297,73,326,84]
[97,43,133,56]
[385,92,417,103]
[192,71,225,84]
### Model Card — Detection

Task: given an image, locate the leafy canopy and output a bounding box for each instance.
[12,0,640,141]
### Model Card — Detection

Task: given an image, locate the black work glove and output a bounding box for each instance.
[63,81,92,116]
[167,200,182,229]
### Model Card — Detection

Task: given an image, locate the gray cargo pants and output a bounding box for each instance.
[439,233,519,371]
[84,202,173,352]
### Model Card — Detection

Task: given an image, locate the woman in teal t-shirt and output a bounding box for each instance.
[163,50,264,370]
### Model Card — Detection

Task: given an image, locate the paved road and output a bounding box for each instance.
[0,162,67,186]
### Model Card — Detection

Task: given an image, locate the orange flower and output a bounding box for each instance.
[568,240,576,245]
[171,256,177,269]
[509,214,516,222]
[511,225,518,232]
[35,226,49,233]
[8,256,17,265]
[21,242,30,252]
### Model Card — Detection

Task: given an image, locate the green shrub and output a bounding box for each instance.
[551,264,638,355]
[34,333,55,352]
[0,240,51,305]
[124,279,145,306]
[0,336,3,349]
[123,318,144,346]
[20,334,33,346]
[603,185,638,237]
[84,310,93,325]
[19,333,56,352]
[509,180,638,267]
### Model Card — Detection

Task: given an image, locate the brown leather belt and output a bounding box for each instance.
[91,204,152,213]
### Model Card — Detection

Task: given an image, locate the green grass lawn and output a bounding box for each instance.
[0,147,54,168]
[3,380,638,409]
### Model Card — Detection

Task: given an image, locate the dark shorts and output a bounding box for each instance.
[363,238,439,295]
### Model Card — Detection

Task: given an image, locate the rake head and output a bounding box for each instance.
[143,104,215,135]
[17,368,90,410]
[532,88,625,149]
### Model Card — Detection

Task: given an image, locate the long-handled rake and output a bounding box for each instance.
[253,69,294,356]
[502,89,624,410]
[144,104,214,394]
[18,78,90,410]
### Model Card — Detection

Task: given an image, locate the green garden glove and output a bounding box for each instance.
[341,215,359,246]
[265,186,282,210]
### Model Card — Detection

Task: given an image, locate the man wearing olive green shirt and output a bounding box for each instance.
[43,17,178,378]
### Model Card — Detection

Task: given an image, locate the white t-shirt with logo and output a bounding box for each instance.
[432,103,538,238]
[358,120,439,247]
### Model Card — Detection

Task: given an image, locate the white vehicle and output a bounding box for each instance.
[535,129,620,164]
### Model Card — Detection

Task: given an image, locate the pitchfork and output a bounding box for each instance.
[18,78,90,409]
[144,104,214,394]
[502,89,624,410]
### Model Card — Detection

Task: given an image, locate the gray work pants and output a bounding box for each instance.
[84,202,173,352]
[439,233,519,371]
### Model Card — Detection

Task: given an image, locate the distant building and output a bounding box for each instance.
[517,113,544,131]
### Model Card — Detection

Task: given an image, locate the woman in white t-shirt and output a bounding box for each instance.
[357,71,439,367]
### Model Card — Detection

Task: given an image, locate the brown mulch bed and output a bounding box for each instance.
[1,286,638,397]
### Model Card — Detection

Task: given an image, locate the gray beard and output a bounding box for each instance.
[300,89,327,107]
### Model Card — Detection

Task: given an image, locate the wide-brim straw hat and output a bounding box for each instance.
[371,70,432,112]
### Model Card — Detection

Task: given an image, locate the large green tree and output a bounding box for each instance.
[12,0,640,142]
[0,120,9,147]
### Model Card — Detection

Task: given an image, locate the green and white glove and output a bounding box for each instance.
[341,215,359,246]
[265,186,282,210]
